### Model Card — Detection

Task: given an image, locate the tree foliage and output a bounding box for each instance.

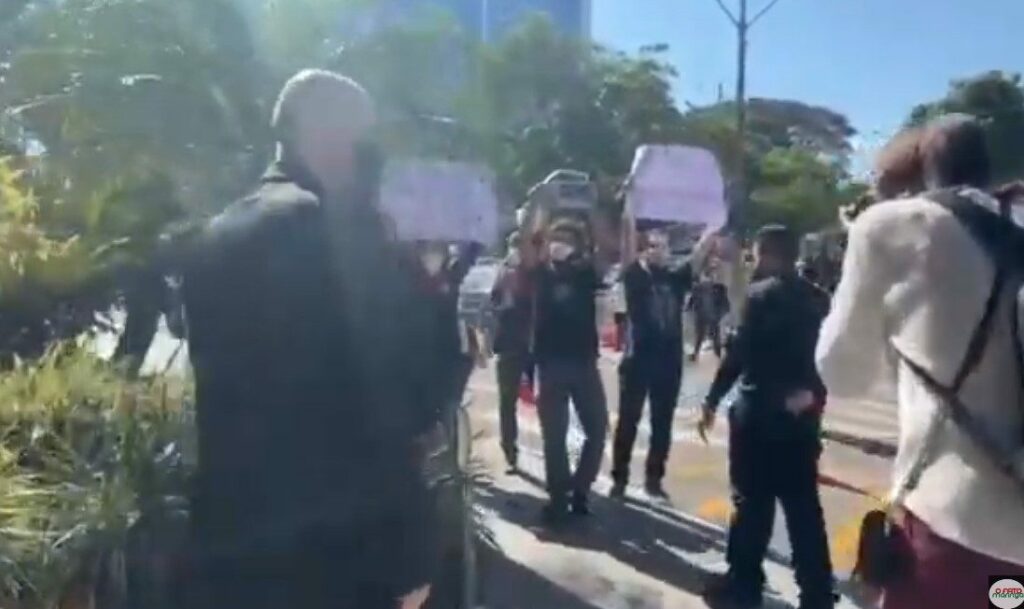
[907,70,1024,183]
[0,2,867,366]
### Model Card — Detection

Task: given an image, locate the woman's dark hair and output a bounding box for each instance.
[919,113,991,189]
[874,126,925,199]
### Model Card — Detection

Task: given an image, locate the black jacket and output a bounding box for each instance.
[622,261,692,357]
[490,259,534,356]
[181,161,441,594]
[706,273,831,437]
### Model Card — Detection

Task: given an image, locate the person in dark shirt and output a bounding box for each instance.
[688,268,730,361]
[698,225,835,609]
[610,227,692,501]
[414,239,483,411]
[530,219,609,523]
[490,231,534,473]
[181,70,440,609]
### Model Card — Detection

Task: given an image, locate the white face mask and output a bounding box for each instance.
[548,242,574,262]
[422,251,446,275]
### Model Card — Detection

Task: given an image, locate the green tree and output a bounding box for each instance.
[907,70,1024,183]
[748,148,863,235]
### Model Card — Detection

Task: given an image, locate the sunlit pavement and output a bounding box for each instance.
[473,435,856,609]
[467,351,895,579]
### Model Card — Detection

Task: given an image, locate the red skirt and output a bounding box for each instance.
[882,510,1024,609]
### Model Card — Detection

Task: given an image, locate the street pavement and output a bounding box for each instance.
[474,435,865,609]
[467,350,896,577]
[117,319,895,606]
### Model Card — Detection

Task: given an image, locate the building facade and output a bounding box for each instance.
[481,0,592,41]
[358,0,592,41]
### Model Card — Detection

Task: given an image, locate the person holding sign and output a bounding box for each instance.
[412,239,484,410]
[526,217,611,524]
[610,212,713,501]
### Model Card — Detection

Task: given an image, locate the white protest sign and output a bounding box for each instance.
[379,159,499,244]
[625,145,727,230]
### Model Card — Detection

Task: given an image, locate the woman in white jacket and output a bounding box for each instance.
[817,115,1024,609]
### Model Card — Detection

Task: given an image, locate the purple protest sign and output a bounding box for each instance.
[625,145,727,230]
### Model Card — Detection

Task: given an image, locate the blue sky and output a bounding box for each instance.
[594,0,1024,163]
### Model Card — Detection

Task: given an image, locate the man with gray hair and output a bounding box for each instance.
[182,70,440,609]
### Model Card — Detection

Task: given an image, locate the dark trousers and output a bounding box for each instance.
[692,315,722,358]
[726,411,834,602]
[496,351,531,464]
[536,357,608,503]
[611,353,682,485]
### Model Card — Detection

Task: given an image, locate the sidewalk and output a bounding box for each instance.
[474,437,866,609]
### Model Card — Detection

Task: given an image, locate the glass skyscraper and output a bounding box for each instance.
[359,0,592,41]
[482,0,591,41]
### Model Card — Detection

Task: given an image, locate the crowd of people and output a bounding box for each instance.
[481,113,1024,609]
[170,67,1024,609]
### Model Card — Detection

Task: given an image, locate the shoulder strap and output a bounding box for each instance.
[928,188,1024,273]
[891,189,1024,501]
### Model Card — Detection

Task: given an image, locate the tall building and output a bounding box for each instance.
[482,0,592,41]
[353,0,592,41]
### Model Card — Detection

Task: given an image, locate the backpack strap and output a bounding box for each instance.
[922,188,1012,392]
[891,188,1024,497]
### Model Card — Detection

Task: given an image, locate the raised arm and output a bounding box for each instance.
[621,207,638,268]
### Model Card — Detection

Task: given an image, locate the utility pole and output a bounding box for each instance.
[708,0,785,326]
[710,0,785,232]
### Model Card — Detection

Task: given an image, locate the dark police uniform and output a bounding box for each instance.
[704,272,834,606]
[612,260,692,490]
[181,161,443,609]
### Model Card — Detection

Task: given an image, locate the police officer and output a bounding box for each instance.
[697,224,835,609]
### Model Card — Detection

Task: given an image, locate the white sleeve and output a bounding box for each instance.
[816,210,894,400]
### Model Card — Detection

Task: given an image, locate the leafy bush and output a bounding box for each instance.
[0,344,194,609]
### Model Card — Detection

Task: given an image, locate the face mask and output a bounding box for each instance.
[507,251,521,266]
[548,242,574,262]
[422,251,446,275]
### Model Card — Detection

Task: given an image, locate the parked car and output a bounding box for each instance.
[458,259,500,350]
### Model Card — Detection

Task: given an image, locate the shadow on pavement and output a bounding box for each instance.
[476,469,807,609]
[477,542,605,609]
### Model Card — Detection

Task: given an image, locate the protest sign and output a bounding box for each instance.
[625,145,727,230]
[379,159,499,244]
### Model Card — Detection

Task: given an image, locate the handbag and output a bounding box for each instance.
[853,189,1024,588]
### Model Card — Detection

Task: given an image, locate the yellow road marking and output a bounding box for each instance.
[829,492,885,571]
[696,497,733,523]
[830,519,863,571]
